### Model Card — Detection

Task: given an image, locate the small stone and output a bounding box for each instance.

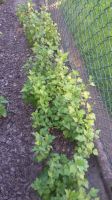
[13,83,17,87]
[11,167,15,172]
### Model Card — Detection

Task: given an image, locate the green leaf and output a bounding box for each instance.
[93,149,98,156]
[0,96,7,117]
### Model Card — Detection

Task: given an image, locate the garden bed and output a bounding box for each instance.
[0,0,109,199]
[17,1,108,199]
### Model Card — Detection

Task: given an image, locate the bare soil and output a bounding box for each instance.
[0,0,40,199]
[0,0,109,200]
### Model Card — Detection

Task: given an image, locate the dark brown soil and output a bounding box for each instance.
[0,0,109,200]
[0,0,40,199]
[50,128,75,158]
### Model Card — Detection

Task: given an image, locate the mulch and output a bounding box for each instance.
[0,0,40,199]
[0,0,109,200]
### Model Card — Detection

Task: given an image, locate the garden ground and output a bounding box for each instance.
[0,0,109,199]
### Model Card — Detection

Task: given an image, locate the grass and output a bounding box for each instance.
[61,0,112,112]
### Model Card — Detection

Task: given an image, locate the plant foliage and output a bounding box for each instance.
[0,0,4,4]
[17,2,99,199]
[0,96,7,117]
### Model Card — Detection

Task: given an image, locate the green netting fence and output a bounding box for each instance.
[61,0,112,113]
[46,0,112,170]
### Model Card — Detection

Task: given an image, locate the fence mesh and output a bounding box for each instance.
[62,0,112,113]
[47,0,112,170]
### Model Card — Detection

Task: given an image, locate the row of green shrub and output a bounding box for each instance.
[61,0,112,112]
[17,2,99,200]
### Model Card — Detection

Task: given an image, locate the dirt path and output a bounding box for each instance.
[0,0,40,199]
[0,0,109,200]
